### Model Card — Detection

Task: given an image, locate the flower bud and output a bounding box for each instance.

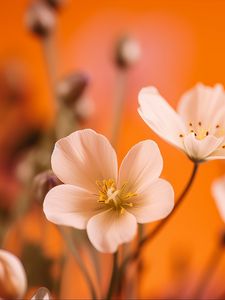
[25,2,56,37]
[57,73,89,106]
[74,97,95,123]
[0,250,27,299]
[31,287,51,299]
[33,170,61,204]
[44,0,65,10]
[115,36,141,69]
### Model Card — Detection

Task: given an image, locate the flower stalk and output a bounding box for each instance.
[118,162,199,293]
[106,251,119,300]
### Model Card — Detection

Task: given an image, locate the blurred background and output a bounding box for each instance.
[1,0,225,298]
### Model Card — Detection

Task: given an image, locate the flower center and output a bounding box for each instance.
[96,179,137,214]
[179,121,224,140]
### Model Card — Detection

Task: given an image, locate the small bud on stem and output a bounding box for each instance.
[26,2,56,37]
[57,73,89,106]
[114,36,141,69]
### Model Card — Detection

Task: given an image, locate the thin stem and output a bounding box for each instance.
[59,227,97,300]
[111,70,127,149]
[106,252,118,300]
[194,245,224,299]
[41,34,57,91]
[118,163,199,290]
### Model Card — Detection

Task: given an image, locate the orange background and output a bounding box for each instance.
[2,0,225,298]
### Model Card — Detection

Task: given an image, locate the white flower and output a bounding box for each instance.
[43,129,174,253]
[138,84,225,162]
[0,250,27,299]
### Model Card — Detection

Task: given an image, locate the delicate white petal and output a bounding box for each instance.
[183,133,223,161]
[0,250,27,299]
[87,209,137,253]
[31,287,51,300]
[118,140,163,193]
[206,149,225,160]
[212,176,225,222]
[138,87,186,149]
[128,179,174,223]
[178,83,225,127]
[51,129,118,192]
[44,184,103,229]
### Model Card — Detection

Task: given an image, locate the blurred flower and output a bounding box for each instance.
[26,2,56,37]
[31,287,51,299]
[212,175,225,222]
[43,129,174,253]
[115,36,141,69]
[33,170,61,204]
[57,73,89,107]
[0,250,27,299]
[138,84,225,162]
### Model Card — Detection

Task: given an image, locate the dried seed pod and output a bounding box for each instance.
[57,73,89,106]
[25,2,56,37]
[115,36,141,69]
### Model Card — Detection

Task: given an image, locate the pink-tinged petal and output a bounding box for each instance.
[118,140,163,193]
[51,129,118,192]
[206,149,225,160]
[0,250,27,299]
[183,133,223,162]
[178,83,225,127]
[87,209,137,253]
[212,176,225,222]
[128,179,174,223]
[138,87,186,150]
[43,184,103,229]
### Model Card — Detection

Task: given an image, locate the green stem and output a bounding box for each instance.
[59,227,97,300]
[106,252,119,300]
[118,162,199,291]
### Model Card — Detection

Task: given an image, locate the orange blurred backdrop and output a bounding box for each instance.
[2,0,225,298]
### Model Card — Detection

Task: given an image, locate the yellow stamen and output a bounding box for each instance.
[96,179,137,213]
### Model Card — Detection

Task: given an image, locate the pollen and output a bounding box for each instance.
[96,179,137,212]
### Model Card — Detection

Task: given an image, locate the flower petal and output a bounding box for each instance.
[178,83,225,127]
[212,176,225,222]
[138,87,186,149]
[118,140,163,193]
[183,133,223,161]
[0,250,27,299]
[128,179,174,223]
[43,184,103,229]
[51,129,118,192]
[87,209,137,253]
